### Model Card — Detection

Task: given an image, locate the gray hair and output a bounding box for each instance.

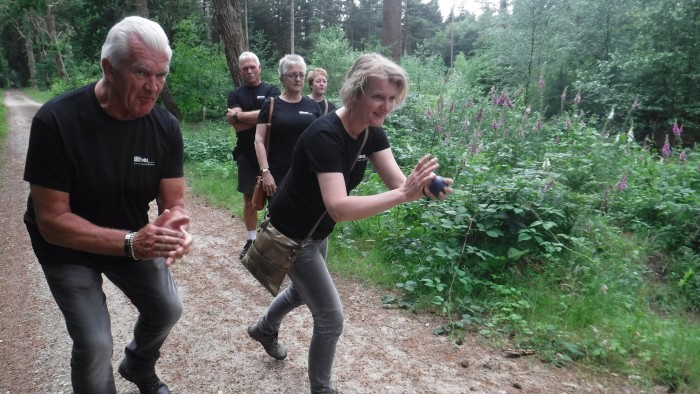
[100,16,172,71]
[239,51,260,67]
[277,54,307,77]
[339,53,408,111]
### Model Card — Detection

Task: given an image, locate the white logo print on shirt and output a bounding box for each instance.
[133,156,155,166]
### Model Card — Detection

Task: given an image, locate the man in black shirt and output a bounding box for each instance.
[23,16,192,394]
[226,52,281,259]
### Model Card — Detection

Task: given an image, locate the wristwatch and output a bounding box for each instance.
[232,111,239,122]
[261,168,270,174]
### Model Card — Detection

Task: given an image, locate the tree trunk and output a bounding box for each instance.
[160,83,182,120]
[381,0,402,60]
[14,19,38,89]
[25,30,39,89]
[213,0,246,87]
[45,3,67,79]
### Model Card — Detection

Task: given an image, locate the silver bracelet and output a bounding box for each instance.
[126,232,138,260]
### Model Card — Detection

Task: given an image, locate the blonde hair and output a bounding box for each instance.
[307,68,329,88]
[339,53,408,111]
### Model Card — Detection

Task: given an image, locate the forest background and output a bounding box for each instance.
[1,0,699,392]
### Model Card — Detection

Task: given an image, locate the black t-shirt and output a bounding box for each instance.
[269,112,390,240]
[257,96,322,183]
[23,82,183,264]
[227,82,281,159]
[315,99,336,115]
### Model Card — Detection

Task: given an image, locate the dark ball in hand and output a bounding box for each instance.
[428,176,445,195]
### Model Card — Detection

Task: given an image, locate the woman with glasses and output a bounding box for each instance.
[254,54,322,197]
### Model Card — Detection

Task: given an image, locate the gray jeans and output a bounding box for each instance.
[257,238,344,394]
[41,259,182,394]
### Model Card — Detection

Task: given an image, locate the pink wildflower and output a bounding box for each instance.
[631,99,638,110]
[615,174,628,192]
[469,144,480,154]
[449,101,455,113]
[475,108,483,123]
[424,109,433,120]
[673,122,683,137]
[538,76,544,91]
[566,117,571,130]
[679,151,687,164]
[504,95,513,109]
[662,142,671,158]
[573,93,581,106]
[495,95,505,107]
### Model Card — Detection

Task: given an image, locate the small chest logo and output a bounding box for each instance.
[133,156,155,166]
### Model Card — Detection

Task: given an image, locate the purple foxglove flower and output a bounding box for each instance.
[469,143,480,154]
[450,101,455,113]
[538,76,544,91]
[535,118,542,131]
[435,123,442,133]
[615,174,627,192]
[505,96,513,109]
[476,108,483,123]
[566,117,571,130]
[545,179,554,190]
[492,121,499,130]
[424,109,433,119]
[662,142,671,158]
[673,122,682,137]
[679,151,687,164]
[574,93,581,106]
[631,100,638,110]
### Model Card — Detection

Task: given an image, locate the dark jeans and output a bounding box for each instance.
[257,238,344,393]
[41,259,182,394]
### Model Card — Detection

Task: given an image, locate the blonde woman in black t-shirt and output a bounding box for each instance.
[246,53,453,394]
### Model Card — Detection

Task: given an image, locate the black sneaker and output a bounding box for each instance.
[118,359,171,394]
[247,324,288,360]
[239,239,253,259]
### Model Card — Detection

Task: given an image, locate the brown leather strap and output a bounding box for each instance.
[264,97,274,154]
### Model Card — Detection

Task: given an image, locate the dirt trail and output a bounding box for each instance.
[0,90,657,393]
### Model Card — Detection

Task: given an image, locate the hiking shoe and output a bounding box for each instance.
[239,239,253,259]
[247,324,287,360]
[118,359,170,394]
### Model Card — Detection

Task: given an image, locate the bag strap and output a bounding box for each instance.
[264,97,274,153]
[301,128,369,247]
[323,99,328,114]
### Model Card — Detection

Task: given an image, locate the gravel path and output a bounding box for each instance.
[0,90,659,393]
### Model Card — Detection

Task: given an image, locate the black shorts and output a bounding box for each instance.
[236,153,259,195]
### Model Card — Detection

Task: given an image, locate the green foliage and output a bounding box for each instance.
[168,18,231,122]
[182,121,233,164]
[304,27,357,99]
